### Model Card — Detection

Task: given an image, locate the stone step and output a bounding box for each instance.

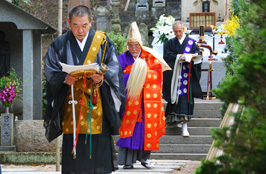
[116,161,187,172]
[150,152,207,161]
[193,110,222,118]
[156,144,211,153]
[159,135,213,144]
[194,99,223,110]
[188,118,221,127]
[166,127,217,135]
[115,167,174,173]
[114,143,210,154]
[1,160,192,174]
[113,135,213,145]
[164,98,223,108]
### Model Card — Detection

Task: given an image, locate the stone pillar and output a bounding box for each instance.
[95,1,109,32]
[224,0,232,21]
[33,31,42,120]
[111,0,121,33]
[1,113,14,146]
[22,30,34,120]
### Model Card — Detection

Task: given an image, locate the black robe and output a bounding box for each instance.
[44,29,126,174]
[163,36,203,124]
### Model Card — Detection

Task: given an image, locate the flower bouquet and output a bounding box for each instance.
[151,14,175,46]
[0,69,22,108]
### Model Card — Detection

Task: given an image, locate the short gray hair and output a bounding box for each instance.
[172,21,183,29]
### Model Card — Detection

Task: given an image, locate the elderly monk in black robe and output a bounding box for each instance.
[44,5,125,174]
[163,21,203,137]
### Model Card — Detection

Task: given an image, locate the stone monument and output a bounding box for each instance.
[153,0,166,7]
[95,1,110,32]
[1,110,16,151]
[139,23,149,46]
[136,0,149,11]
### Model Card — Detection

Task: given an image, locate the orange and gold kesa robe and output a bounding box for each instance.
[119,49,166,151]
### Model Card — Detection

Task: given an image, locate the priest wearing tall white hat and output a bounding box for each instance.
[116,22,170,169]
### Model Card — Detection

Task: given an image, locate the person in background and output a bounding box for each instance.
[44,5,125,174]
[116,22,169,169]
[163,21,203,137]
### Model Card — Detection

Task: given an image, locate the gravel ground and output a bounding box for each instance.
[170,161,201,174]
[1,164,58,172]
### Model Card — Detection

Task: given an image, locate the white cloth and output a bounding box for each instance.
[105,80,121,112]
[143,46,171,72]
[178,34,186,45]
[75,32,89,52]
[171,58,182,104]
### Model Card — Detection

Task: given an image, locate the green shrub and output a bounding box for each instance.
[196,0,266,173]
[106,31,127,56]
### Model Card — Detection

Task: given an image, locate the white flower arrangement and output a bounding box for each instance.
[216,24,227,35]
[151,14,176,46]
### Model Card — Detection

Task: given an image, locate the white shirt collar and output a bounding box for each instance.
[178,34,186,45]
[75,31,89,52]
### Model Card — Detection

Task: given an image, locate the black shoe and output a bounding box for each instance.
[123,165,133,169]
[141,160,154,169]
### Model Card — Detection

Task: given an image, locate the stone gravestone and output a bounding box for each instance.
[153,0,166,7]
[139,23,149,46]
[136,0,149,11]
[1,113,14,146]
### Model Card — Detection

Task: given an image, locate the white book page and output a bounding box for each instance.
[60,62,99,74]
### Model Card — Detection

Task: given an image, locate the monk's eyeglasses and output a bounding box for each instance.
[128,44,140,49]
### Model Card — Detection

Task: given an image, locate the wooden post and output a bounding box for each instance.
[56,0,63,172]
[206,103,242,160]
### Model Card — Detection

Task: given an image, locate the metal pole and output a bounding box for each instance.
[56,0,63,172]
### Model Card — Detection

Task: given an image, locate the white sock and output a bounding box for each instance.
[182,123,188,132]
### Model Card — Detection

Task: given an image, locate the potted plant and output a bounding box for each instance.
[0,69,22,113]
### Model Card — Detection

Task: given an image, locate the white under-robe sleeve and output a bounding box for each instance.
[110,88,122,112]
[105,80,122,112]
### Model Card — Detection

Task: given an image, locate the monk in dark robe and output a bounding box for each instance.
[44,5,125,174]
[163,21,203,137]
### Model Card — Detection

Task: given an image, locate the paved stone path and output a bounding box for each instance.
[1,160,192,174]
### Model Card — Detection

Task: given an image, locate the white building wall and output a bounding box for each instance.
[181,0,225,23]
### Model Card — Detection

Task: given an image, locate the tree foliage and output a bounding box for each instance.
[196,0,266,173]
